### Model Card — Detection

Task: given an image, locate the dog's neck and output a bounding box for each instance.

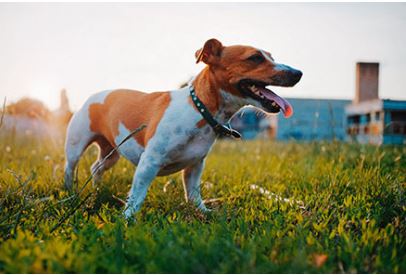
[192,66,247,124]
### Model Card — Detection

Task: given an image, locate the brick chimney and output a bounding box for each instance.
[355,62,379,103]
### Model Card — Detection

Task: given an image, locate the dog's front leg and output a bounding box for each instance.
[124,153,161,219]
[182,158,210,212]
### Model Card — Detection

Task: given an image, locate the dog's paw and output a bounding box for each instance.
[197,202,212,213]
[123,206,136,221]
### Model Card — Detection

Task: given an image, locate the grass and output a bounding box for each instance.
[0,134,405,273]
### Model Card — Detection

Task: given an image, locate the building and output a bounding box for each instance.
[230,107,277,139]
[345,63,406,145]
[276,98,350,141]
[230,97,350,141]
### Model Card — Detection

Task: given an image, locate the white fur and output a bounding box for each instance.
[273,63,292,72]
[259,49,291,72]
[115,123,145,165]
[260,49,274,63]
[64,90,112,189]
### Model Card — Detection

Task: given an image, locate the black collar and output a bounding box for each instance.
[189,87,241,139]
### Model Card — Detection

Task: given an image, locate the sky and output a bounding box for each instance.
[0,2,405,110]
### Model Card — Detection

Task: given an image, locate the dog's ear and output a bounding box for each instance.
[195,38,224,65]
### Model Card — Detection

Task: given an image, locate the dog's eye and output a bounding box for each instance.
[247,54,265,64]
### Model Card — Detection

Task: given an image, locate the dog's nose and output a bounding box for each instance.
[290,69,302,84]
[270,65,303,87]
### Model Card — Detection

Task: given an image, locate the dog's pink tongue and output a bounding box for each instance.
[259,88,293,118]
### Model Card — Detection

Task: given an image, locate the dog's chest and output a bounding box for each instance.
[156,126,214,175]
[171,128,213,159]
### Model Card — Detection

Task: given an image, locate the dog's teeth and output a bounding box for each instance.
[272,102,276,106]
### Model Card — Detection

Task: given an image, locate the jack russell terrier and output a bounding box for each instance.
[64,38,302,219]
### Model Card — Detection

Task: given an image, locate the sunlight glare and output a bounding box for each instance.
[28,82,60,110]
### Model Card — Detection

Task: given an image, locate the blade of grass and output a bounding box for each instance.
[0,97,5,128]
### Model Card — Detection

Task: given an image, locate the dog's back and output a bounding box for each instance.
[87,89,170,147]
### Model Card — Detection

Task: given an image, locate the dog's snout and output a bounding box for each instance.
[290,69,303,84]
[270,67,303,87]
[271,63,302,87]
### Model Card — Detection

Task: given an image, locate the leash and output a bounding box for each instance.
[189,87,241,139]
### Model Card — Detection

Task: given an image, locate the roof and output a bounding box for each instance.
[345,98,406,115]
[382,99,406,110]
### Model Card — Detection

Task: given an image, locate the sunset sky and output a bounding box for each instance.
[1,2,405,110]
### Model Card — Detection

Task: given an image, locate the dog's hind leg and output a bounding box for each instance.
[64,138,90,191]
[63,110,94,191]
[182,158,210,212]
[90,137,120,186]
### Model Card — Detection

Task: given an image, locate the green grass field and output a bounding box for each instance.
[0,135,405,273]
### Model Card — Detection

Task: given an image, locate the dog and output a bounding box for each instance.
[64,38,302,219]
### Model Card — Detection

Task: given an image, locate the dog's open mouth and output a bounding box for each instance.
[238,79,293,118]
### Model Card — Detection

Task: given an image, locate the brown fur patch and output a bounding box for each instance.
[89,90,171,147]
[196,119,206,128]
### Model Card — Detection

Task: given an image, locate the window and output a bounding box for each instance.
[375,112,380,121]
[393,123,401,134]
[365,113,371,124]
[347,115,360,124]
[391,111,406,122]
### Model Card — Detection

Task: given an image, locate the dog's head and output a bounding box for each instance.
[195,38,302,117]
